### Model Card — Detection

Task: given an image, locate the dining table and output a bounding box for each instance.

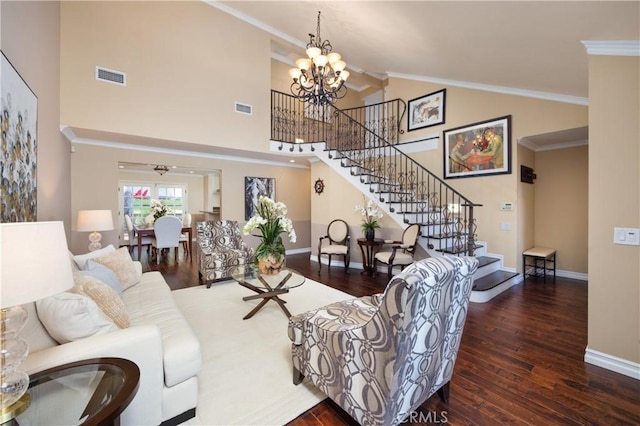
[133,222,193,260]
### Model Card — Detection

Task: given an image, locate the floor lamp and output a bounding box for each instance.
[0,221,74,422]
[76,210,114,252]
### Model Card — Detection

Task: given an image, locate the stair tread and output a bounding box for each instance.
[436,244,483,254]
[477,256,500,268]
[473,270,518,291]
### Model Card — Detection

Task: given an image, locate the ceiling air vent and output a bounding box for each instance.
[235,102,252,115]
[95,66,126,86]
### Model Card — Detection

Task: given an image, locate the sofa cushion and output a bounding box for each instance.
[36,292,118,344]
[73,245,116,269]
[82,260,123,297]
[71,273,130,329]
[123,271,201,387]
[92,247,140,290]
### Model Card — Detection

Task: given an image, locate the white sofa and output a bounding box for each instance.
[21,255,201,426]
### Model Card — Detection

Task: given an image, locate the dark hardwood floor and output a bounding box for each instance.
[140,247,640,425]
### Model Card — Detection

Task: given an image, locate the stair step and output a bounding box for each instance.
[473,270,519,291]
[436,244,483,255]
[477,256,500,268]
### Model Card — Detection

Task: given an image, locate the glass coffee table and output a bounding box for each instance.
[231,265,305,320]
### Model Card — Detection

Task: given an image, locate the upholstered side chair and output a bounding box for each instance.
[374,223,421,279]
[288,256,479,426]
[150,215,183,263]
[317,219,350,273]
[196,220,254,287]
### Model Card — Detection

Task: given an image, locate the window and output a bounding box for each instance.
[119,182,187,233]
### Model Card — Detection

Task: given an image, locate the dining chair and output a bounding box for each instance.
[374,223,421,279]
[180,213,192,256]
[151,215,183,263]
[317,219,350,273]
[124,214,153,258]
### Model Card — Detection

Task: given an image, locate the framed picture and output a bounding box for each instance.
[443,115,512,179]
[407,89,446,131]
[245,176,275,220]
[1,51,38,222]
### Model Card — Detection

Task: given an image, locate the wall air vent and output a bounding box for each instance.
[235,102,252,115]
[95,66,126,86]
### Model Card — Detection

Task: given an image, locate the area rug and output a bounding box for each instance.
[171,277,354,425]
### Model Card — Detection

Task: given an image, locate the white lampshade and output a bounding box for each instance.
[313,54,328,68]
[76,210,114,232]
[295,58,311,71]
[326,52,341,64]
[289,68,302,80]
[0,221,74,308]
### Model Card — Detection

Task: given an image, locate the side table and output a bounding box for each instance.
[357,238,384,276]
[3,357,139,426]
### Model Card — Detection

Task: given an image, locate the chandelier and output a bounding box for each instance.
[289,11,349,106]
[154,165,169,175]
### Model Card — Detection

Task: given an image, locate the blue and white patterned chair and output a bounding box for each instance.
[196,220,254,287]
[288,256,479,426]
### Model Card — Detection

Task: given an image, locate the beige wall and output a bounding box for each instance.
[1,1,71,235]
[535,146,588,274]
[60,1,271,153]
[518,145,536,267]
[588,55,640,364]
[385,78,588,270]
[70,143,311,254]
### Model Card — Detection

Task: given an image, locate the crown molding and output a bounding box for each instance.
[518,137,588,152]
[387,72,588,106]
[581,40,640,57]
[61,125,310,169]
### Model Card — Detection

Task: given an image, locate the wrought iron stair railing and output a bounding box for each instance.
[271,90,481,256]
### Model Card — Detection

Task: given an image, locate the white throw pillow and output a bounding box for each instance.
[91,247,139,290]
[71,273,130,329]
[36,292,118,344]
[73,245,116,269]
[82,260,123,297]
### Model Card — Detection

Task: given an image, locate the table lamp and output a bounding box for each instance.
[76,210,114,251]
[0,221,74,421]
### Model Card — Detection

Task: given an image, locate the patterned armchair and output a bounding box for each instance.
[288,256,479,426]
[196,220,254,287]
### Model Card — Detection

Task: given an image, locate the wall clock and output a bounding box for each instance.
[314,178,325,194]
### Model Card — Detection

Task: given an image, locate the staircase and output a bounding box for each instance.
[271,90,519,301]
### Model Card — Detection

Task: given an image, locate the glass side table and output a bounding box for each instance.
[1,357,139,426]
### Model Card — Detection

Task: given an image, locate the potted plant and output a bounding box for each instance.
[243,196,297,275]
[355,195,383,240]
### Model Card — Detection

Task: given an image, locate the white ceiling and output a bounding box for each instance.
[211,1,639,99]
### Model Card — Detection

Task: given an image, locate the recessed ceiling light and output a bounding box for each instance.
[118,165,124,169]
[289,159,295,163]
[189,171,194,174]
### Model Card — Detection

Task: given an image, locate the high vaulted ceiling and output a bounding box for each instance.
[211,1,639,100]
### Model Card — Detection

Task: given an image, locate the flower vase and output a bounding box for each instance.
[365,229,375,241]
[257,254,285,275]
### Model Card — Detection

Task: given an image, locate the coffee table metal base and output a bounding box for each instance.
[237,272,293,320]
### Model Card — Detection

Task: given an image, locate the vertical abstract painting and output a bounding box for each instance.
[244,177,275,220]
[1,51,37,222]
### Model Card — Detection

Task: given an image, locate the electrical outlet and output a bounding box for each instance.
[614,227,640,245]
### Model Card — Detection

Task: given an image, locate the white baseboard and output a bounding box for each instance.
[286,247,311,255]
[584,347,640,380]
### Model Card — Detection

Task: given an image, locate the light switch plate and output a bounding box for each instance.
[613,227,640,245]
